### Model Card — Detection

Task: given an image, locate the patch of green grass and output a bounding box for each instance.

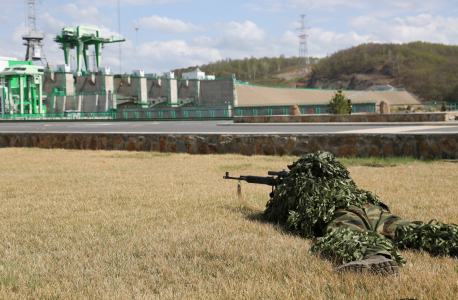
[339,156,439,167]
[107,152,173,159]
[218,163,255,171]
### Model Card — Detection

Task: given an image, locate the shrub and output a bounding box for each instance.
[327,90,350,114]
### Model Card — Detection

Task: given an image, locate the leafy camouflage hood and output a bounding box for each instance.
[262,151,381,238]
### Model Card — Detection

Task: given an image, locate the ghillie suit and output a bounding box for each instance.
[262,151,458,275]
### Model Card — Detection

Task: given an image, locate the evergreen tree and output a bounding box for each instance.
[328,90,350,114]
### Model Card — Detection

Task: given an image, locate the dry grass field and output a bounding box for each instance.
[0,148,457,299]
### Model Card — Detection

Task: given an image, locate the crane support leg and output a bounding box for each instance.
[83,44,90,72]
[95,43,102,69]
[63,43,71,66]
[76,40,84,73]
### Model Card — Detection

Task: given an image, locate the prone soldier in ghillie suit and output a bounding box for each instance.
[262,152,458,276]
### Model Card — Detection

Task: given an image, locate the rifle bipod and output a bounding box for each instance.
[237,181,264,212]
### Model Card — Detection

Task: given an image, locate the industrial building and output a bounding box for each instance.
[0,55,420,119]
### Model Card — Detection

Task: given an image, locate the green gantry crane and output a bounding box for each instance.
[54,26,125,73]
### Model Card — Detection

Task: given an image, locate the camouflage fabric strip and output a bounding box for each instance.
[326,205,373,233]
[324,204,414,260]
[327,204,413,238]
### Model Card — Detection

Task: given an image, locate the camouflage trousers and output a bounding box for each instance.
[324,203,413,259]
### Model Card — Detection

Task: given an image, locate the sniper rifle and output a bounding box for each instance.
[223,169,290,198]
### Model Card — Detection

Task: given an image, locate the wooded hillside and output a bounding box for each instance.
[312,42,458,102]
[172,42,458,102]
[172,56,319,87]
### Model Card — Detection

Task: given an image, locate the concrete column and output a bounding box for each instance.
[109,91,116,110]
[105,93,109,112]
[139,78,147,103]
[94,94,99,112]
[169,78,177,104]
[196,80,201,104]
[78,95,82,112]
[62,96,67,112]
[131,77,146,101]
[65,73,75,96]
[232,78,238,107]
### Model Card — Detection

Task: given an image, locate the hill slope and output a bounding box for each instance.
[173,42,458,102]
[308,42,458,102]
[172,56,317,87]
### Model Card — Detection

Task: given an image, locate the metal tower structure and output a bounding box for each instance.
[297,14,309,72]
[54,26,125,73]
[23,0,48,68]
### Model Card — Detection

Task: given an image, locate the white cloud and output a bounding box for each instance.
[241,1,283,11]
[99,38,222,73]
[216,21,268,51]
[348,14,458,45]
[287,0,447,16]
[77,0,187,7]
[241,3,263,11]
[347,16,382,30]
[308,29,371,56]
[38,12,66,34]
[287,0,371,11]
[135,15,205,33]
[60,4,112,26]
[192,36,216,47]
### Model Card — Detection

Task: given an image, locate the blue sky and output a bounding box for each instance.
[0,0,457,74]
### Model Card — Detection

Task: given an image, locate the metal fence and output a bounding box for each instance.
[0,112,114,121]
[1,102,458,121]
[390,103,458,112]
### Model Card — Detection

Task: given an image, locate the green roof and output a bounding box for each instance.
[1,65,44,76]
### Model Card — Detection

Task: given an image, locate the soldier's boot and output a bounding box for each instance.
[334,255,399,276]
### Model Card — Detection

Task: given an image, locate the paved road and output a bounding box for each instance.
[1,121,458,134]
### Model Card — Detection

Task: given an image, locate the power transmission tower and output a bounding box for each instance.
[296,15,309,72]
[23,0,48,68]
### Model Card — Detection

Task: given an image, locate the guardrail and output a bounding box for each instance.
[2,103,457,121]
[114,103,375,120]
[389,103,458,111]
[0,112,114,121]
